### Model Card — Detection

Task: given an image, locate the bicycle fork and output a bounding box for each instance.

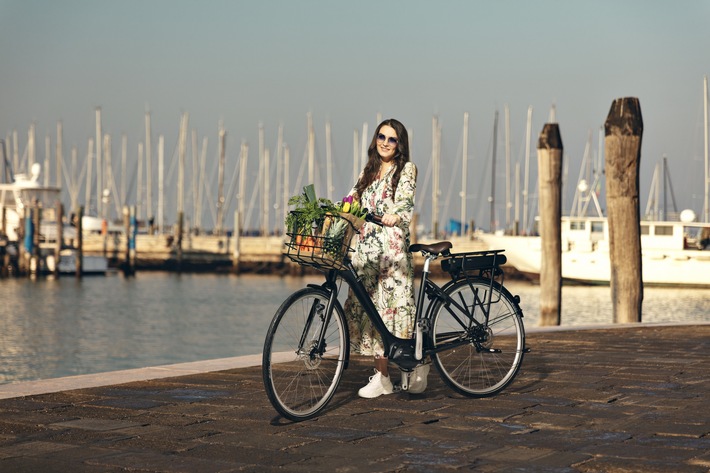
[300,280,341,363]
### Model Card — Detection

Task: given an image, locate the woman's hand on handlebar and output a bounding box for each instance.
[366,212,401,227]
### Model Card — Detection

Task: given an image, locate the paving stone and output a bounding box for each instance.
[0,440,75,459]
[51,418,144,432]
[85,450,243,472]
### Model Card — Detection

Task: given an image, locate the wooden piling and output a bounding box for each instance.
[233,210,241,273]
[54,201,64,277]
[537,123,563,326]
[76,206,83,279]
[122,206,135,276]
[32,205,41,275]
[129,206,137,273]
[604,97,643,323]
[177,211,184,273]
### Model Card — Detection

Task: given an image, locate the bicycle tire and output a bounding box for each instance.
[262,287,348,421]
[430,277,525,397]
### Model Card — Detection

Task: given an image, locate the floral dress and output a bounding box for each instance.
[344,161,417,356]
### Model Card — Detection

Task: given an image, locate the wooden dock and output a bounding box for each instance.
[79,233,493,274]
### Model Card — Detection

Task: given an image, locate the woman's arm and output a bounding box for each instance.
[383,162,417,227]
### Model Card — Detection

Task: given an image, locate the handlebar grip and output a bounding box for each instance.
[365,213,384,226]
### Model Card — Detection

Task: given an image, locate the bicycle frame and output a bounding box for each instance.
[302,248,509,373]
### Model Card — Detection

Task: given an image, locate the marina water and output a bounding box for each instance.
[1,272,708,384]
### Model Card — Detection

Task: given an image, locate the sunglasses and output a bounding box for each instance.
[377,133,398,146]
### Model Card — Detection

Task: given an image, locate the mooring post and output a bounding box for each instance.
[76,206,83,279]
[604,97,643,323]
[177,211,184,273]
[129,206,137,274]
[122,206,133,277]
[32,205,41,275]
[537,123,563,326]
[233,210,241,273]
[54,201,64,277]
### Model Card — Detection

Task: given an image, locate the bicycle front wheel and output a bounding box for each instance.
[262,287,348,421]
[430,278,525,397]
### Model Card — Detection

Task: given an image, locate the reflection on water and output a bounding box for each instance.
[503,281,710,327]
[1,273,708,384]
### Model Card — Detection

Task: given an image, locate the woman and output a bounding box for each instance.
[343,118,429,398]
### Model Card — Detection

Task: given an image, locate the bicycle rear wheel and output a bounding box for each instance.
[430,277,525,397]
[262,287,348,421]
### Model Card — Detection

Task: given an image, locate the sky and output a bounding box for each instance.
[0,0,708,233]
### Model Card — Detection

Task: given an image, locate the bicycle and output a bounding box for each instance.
[262,212,527,422]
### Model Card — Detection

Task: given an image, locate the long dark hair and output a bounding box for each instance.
[354,118,410,199]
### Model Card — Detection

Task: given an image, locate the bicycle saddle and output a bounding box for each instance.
[409,241,452,256]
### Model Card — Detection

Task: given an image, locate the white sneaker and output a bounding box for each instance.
[358,370,394,398]
[407,364,430,394]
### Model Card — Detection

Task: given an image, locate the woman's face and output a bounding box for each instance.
[376,125,398,162]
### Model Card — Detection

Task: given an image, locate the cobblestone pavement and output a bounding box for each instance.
[0,324,708,472]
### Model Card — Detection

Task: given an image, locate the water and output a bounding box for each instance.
[1,272,708,384]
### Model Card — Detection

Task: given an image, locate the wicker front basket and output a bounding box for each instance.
[284,212,361,270]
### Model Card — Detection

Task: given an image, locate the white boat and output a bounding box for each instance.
[0,164,62,242]
[0,163,109,275]
[478,215,710,287]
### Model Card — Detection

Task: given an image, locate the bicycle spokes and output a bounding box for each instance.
[430,278,525,397]
[263,287,348,421]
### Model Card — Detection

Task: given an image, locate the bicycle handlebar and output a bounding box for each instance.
[365,212,384,226]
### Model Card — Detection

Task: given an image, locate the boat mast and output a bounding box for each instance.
[326,120,333,202]
[523,106,533,234]
[704,75,709,223]
[158,134,164,234]
[281,143,288,231]
[27,123,36,175]
[275,125,284,233]
[262,147,270,236]
[137,142,143,221]
[95,108,102,217]
[121,134,127,207]
[360,122,368,173]
[514,161,520,234]
[177,112,188,228]
[85,138,93,210]
[12,130,19,175]
[238,140,248,234]
[191,130,198,232]
[217,122,226,235]
[307,112,315,187]
[101,134,110,219]
[431,115,440,238]
[490,110,498,232]
[505,105,511,230]
[44,133,50,187]
[145,110,153,232]
[70,145,78,212]
[195,137,207,231]
[56,121,63,189]
[646,161,660,219]
[460,112,469,236]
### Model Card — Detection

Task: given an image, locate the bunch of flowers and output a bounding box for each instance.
[335,195,368,219]
[320,196,368,256]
